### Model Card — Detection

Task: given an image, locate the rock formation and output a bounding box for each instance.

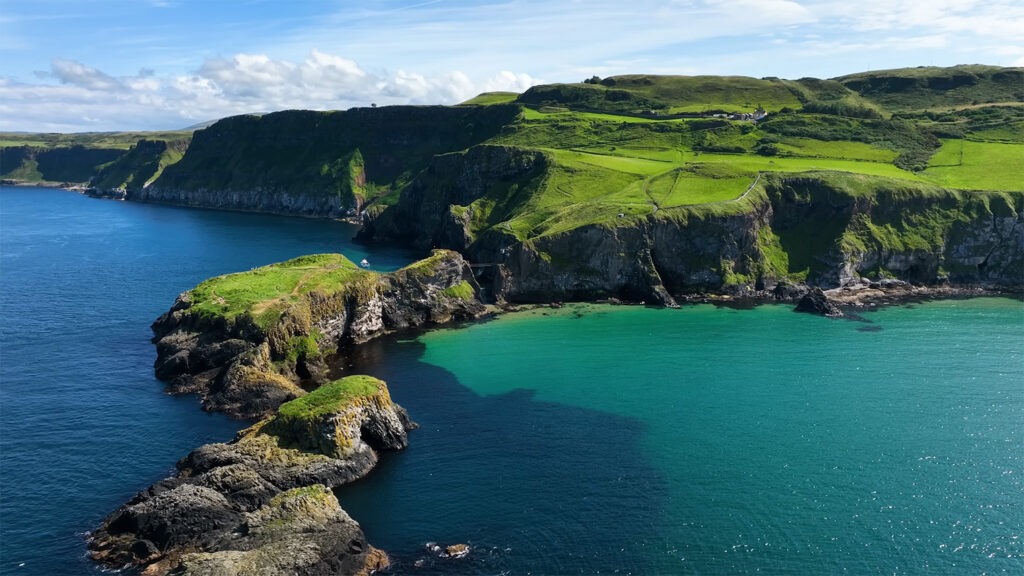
[89,376,412,576]
[151,249,485,419]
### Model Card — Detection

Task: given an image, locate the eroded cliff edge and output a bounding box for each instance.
[358,148,1024,306]
[90,375,411,575]
[152,249,484,419]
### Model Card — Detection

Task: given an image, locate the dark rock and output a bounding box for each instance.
[795,287,844,317]
[102,484,243,551]
[773,281,808,301]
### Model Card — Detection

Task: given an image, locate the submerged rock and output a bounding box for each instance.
[90,376,413,576]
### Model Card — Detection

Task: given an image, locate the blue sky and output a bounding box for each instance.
[2,0,1022,132]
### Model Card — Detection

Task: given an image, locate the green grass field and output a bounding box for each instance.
[923,140,1024,191]
[189,254,375,325]
[773,137,898,162]
[459,92,520,106]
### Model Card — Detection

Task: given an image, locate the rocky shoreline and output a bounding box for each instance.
[89,243,1018,575]
[90,250,488,575]
[89,376,412,575]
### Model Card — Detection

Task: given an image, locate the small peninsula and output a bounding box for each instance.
[89,375,411,575]
[150,249,485,419]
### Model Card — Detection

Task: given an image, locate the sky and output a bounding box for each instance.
[1,0,1022,132]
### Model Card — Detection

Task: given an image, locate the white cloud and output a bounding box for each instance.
[49,59,123,91]
[0,51,541,131]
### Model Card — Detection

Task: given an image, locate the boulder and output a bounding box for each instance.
[794,287,844,317]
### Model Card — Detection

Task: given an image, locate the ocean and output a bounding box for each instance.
[1,186,1021,574]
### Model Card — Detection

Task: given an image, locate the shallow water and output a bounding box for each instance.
[339,301,1024,575]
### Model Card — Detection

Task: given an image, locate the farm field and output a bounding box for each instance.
[923,140,1024,191]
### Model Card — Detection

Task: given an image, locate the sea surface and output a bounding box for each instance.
[2,186,1022,575]
[0,186,412,574]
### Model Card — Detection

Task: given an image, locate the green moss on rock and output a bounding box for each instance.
[276,375,381,422]
[441,280,475,300]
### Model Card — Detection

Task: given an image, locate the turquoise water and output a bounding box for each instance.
[1,186,1021,575]
[0,187,412,574]
[340,301,1024,574]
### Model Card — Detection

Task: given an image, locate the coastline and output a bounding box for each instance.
[87,267,1020,573]
[1,179,88,191]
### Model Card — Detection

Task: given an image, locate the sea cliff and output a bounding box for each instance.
[151,249,485,419]
[107,105,521,217]
[359,147,1023,307]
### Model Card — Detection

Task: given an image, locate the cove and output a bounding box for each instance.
[338,300,1024,575]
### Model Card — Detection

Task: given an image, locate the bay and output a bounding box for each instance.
[340,301,1024,575]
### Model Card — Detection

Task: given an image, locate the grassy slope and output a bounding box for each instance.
[0,130,194,150]
[459,92,519,105]
[834,65,1024,112]
[439,68,1021,246]
[189,253,376,326]
[518,75,802,114]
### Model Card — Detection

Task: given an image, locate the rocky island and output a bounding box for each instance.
[90,375,410,575]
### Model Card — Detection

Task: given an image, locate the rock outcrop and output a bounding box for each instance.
[90,376,412,576]
[152,249,485,419]
[794,287,844,317]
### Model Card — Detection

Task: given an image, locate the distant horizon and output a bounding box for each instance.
[2,0,1022,132]
[0,63,1008,135]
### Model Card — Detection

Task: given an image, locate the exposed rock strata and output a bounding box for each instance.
[152,249,485,419]
[89,376,411,576]
[361,159,1023,304]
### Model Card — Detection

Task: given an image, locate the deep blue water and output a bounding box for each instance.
[1,186,1022,576]
[0,187,412,574]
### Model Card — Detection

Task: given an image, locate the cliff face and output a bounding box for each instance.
[766,175,1024,287]
[363,161,1023,304]
[360,145,549,251]
[87,138,190,198]
[133,105,521,217]
[0,145,124,183]
[152,250,484,419]
[90,376,412,576]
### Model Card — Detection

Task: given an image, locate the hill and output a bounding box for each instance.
[834,65,1024,112]
[0,130,193,185]
[4,65,1021,303]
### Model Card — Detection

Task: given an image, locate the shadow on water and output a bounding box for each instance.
[335,335,668,575]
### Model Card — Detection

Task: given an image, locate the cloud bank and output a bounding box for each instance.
[2,0,1022,131]
[0,50,538,132]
